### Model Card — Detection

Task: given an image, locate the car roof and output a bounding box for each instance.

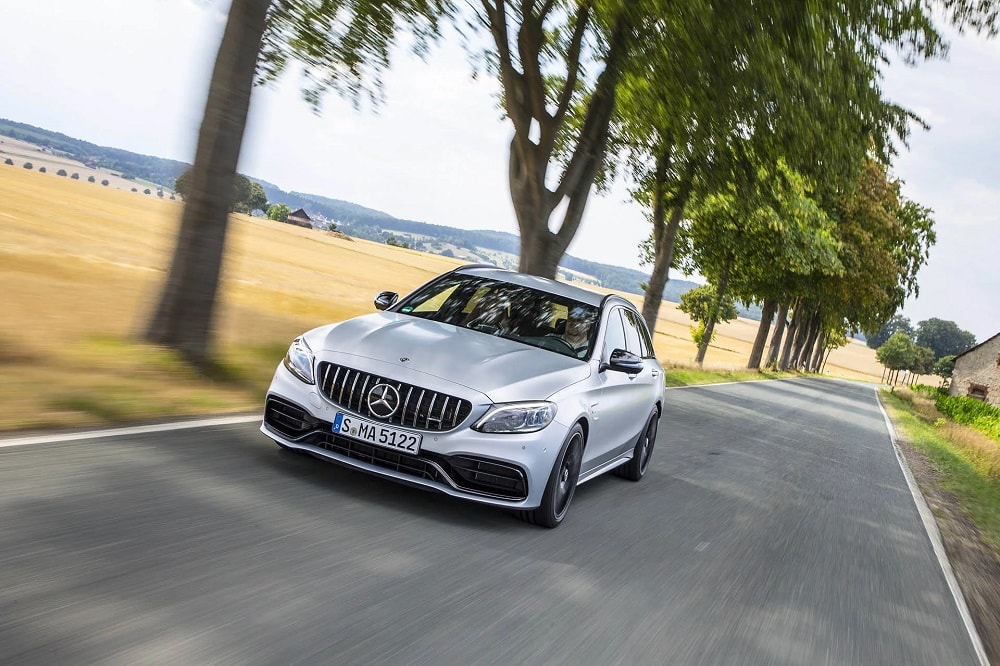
[454,265,618,309]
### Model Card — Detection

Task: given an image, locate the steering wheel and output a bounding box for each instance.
[541,334,578,353]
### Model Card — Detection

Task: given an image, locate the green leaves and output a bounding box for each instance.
[259,0,453,108]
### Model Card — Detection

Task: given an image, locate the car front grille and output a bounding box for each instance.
[264,396,527,501]
[315,362,473,432]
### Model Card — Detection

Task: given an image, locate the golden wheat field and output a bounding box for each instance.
[0,160,886,431]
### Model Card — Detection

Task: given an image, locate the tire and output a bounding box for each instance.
[519,424,585,528]
[617,409,658,482]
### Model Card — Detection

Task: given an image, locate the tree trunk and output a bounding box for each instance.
[509,12,630,278]
[788,308,813,371]
[777,300,802,371]
[808,331,826,372]
[764,301,790,369]
[694,259,732,366]
[795,311,821,370]
[747,299,777,370]
[144,0,271,366]
[789,310,809,369]
[640,157,694,334]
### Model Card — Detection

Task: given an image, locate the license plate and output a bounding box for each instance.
[332,412,422,455]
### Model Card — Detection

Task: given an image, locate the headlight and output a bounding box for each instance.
[473,402,557,434]
[283,337,315,384]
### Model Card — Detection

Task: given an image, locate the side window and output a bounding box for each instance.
[603,309,627,357]
[621,309,643,356]
[624,310,654,358]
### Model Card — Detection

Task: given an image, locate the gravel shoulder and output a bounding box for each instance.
[895,435,1000,665]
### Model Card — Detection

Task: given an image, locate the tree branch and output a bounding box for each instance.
[553,9,631,206]
[552,2,591,128]
[516,1,549,125]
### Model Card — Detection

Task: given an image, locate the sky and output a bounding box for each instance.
[0,0,997,343]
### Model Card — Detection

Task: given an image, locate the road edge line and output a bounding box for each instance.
[0,414,263,449]
[875,388,989,666]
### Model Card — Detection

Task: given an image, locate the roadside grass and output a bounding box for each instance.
[2,335,274,433]
[662,364,791,387]
[881,388,1000,550]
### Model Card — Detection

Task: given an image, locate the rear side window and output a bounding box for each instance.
[623,310,654,358]
[621,309,643,356]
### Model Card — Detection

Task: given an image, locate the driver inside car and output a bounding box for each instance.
[561,305,595,358]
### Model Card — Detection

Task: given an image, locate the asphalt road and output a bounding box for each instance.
[0,378,982,665]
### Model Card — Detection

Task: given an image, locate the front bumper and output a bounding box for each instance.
[261,364,568,509]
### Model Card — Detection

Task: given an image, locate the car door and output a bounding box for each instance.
[622,308,662,409]
[584,306,658,471]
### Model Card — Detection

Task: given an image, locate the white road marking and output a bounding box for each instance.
[0,414,262,449]
[876,389,989,666]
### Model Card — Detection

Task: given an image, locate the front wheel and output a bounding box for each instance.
[520,424,585,528]
[616,409,658,481]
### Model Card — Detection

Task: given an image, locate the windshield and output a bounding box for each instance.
[396,275,599,360]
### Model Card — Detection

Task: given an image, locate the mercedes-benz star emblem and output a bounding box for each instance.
[367,383,400,419]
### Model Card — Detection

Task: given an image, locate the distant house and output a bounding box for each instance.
[286,208,312,229]
[949,332,1000,407]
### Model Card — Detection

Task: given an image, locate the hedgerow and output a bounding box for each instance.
[911,384,1000,442]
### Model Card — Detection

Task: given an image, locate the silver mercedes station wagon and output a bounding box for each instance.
[261,265,664,527]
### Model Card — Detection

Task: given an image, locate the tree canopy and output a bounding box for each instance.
[915,318,977,358]
[144,0,1000,365]
[867,315,914,350]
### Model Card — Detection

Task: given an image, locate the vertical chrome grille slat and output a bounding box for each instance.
[438,396,450,427]
[425,394,438,429]
[413,390,426,428]
[348,372,361,410]
[401,385,414,427]
[322,364,332,394]
[396,383,407,426]
[359,374,372,415]
[316,363,470,432]
[337,368,351,404]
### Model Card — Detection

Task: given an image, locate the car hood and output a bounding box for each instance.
[308,312,591,402]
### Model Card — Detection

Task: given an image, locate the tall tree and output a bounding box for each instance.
[467,1,642,277]
[145,0,451,364]
[674,161,841,367]
[677,284,738,356]
[617,0,946,336]
[145,0,271,365]
[876,332,917,385]
[915,318,977,358]
[866,314,914,350]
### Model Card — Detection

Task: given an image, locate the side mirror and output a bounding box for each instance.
[602,348,643,374]
[374,291,398,311]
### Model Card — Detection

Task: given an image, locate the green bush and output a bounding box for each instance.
[911,384,946,399]
[937,394,1000,441]
[909,384,1000,441]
